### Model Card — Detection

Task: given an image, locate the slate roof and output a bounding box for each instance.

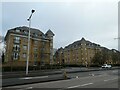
[45,29,55,36]
[5,26,54,40]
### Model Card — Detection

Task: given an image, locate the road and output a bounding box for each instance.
[3,69,119,89]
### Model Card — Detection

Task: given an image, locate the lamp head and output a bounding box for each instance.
[32,10,35,13]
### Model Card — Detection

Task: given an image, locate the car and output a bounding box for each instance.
[101,64,112,68]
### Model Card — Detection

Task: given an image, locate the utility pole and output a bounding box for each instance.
[114,37,120,51]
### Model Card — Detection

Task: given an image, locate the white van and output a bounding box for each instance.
[101,64,112,68]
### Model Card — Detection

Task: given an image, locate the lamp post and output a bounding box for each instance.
[26,9,35,75]
[114,37,120,51]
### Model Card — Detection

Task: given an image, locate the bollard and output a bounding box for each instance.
[63,70,67,79]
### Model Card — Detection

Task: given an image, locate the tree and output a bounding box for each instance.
[101,50,109,64]
[111,52,120,64]
[92,52,102,65]
[92,50,109,66]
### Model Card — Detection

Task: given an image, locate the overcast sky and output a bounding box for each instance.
[1,0,119,50]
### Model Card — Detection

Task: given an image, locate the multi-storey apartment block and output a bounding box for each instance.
[4,26,54,67]
[55,38,120,66]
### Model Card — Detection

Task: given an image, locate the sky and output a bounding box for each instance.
[0,0,120,50]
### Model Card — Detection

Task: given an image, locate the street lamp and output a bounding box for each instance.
[114,37,120,51]
[26,9,35,75]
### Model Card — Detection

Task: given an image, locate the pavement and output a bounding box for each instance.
[2,67,120,87]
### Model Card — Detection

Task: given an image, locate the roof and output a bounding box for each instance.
[64,37,102,50]
[16,26,44,35]
[45,29,55,36]
[5,26,45,40]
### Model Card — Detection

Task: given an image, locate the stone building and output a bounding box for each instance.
[55,38,119,66]
[4,26,54,67]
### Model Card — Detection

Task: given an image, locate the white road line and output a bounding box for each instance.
[104,78,118,82]
[80,83,93,86]
[19,76,48,80]
[68,83,93,88]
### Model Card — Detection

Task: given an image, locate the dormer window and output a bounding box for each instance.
[33,33,38,37]
[16,29,20,32]
[35,34,38,37]
[42,35,45,39]
[23,30,28,34]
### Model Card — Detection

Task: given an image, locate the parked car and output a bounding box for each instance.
[101,64,112,68]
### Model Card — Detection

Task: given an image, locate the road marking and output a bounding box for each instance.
[68,83,93,88]
[104,78,118,82]
[17,87,33,90]
[25,87,33,89]
[19,76,48,80]
[80,83,93,86]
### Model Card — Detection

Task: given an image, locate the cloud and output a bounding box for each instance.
[2,1,118,50]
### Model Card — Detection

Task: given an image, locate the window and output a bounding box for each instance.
[23,45,27,50]
[34,53,37,58]
[68,50,69,52]
[16,29,20,32]
[14,36,20,40]
[23,38,27,42]
[34,54,37,65]
[50,49,53,53]
[42,42,45,46]
[24,30,28,34]
[34,48,38,52]
[50,43,53,47]
[23,30,28,34]
[13,52,19,60]
[41,48,45,51]
[34,41,38,44]
[50,36,53,39]
[14,36,20,43]
[23,53,27,58]
[42,35,45,39]
[33,33,38,37]
[13,44,20,51]
[50,55,53,59]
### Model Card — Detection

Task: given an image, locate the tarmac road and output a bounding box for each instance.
[3,69,119,90]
